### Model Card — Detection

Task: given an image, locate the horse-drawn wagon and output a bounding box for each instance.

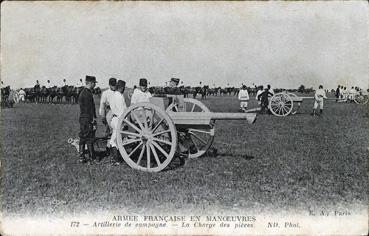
[115,95,257,172]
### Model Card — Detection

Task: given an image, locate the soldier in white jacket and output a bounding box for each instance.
[109,80,128,165]
[99,78,117,137]
[238,85,249,112]
[130,78,152,104]
[312,85,327,116]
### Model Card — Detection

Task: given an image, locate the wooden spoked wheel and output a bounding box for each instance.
[116,103,178,172]
[166,98,215,158]
[269,93,294,117]
[354,93,368,105]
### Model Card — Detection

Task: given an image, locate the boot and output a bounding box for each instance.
[79,143,87,163]
[320,109,323,115]
[87,143,96,163]
[106,146,111,156]
[111,147,121,166]
[311,109,316,116]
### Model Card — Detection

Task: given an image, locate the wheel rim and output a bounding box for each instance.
[116,103,177,172]
[269,93,293,117]
[166,98,215,158]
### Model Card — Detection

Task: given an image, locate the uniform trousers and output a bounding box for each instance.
[240,101,248,108]
[313,98,324,109]
[79,117,95,144]
[110,116,119,148]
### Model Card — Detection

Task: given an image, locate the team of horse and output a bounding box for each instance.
[2,83,266,108]
[147,85,260,100]
[18,86,101,104]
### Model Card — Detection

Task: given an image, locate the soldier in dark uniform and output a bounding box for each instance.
[78,75,97,163]
[165,78,181,95]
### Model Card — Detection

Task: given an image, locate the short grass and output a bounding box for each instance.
[0,94,367,217]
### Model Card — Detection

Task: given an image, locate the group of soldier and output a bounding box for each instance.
[78,75,181,165]
[237,84,275,113]
[335,85,361,103]
[237,83,330,116]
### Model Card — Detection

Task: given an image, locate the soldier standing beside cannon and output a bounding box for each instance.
[130,78,152,104]
[109,80,127,166]
[78,75,97,163]
[312,85,327,116]
[99,78,117,137]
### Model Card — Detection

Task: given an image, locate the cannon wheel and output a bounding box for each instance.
[269,92,294,117]
[166,98,215,158]
[116,102,178,172]
[354,93,368,105]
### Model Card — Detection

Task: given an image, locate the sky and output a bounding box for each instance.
[1,1,368,89]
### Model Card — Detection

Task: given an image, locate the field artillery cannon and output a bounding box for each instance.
[264,91,368,117]
[116,96,257,172]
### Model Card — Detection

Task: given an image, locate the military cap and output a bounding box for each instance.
[109,77,117,86]
[85,75,97,83]
[139,78,148,87]
[171,78,180,84]
[117,80,126,88]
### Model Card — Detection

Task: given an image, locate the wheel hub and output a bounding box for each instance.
[141,131,153,143]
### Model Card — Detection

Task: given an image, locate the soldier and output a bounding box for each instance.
[78,75,98,163]
[168,78,181,94]
[163,78,183,109]
[18,88,26,103]
[267,84,274,95]
[312,85,327,116]
[130,78,152,104]
[46,80,52,89]
[348,86,356,103]
[342,87,348,101]
[99,78,117,137]
[109,80,127,166]
[34,80,41,104]
[76,78,84,87]
[255,85,264,107]
[238,85,249,112]
[335,85,340,102]
[258,86,273,114]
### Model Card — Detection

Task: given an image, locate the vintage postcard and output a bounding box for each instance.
[1,1,368,235]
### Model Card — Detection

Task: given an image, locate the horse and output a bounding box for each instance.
[24,88,34,103]
[1,86,10,108]
[248,87,258,97]
[62,85,74,104]
[48,86,58,103]
[193,86,201,99]
[179,86,190,98]
[56,87,64,103]
[33,84,41,103]
[200,85,208,99]
[40,86,49,103]
[73,86,83,104]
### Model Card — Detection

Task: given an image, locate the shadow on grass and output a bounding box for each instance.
[163,155,186,172]
[201,147,256,160]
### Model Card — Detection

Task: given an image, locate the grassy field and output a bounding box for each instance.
[0,94,367,217]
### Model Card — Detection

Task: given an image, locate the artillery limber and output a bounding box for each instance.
[116,95,257,172]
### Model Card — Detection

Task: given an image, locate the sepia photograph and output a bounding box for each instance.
[1,1,368,235]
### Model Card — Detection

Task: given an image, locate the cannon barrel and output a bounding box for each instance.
[168,111,257,125]
[209,112,256,124]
